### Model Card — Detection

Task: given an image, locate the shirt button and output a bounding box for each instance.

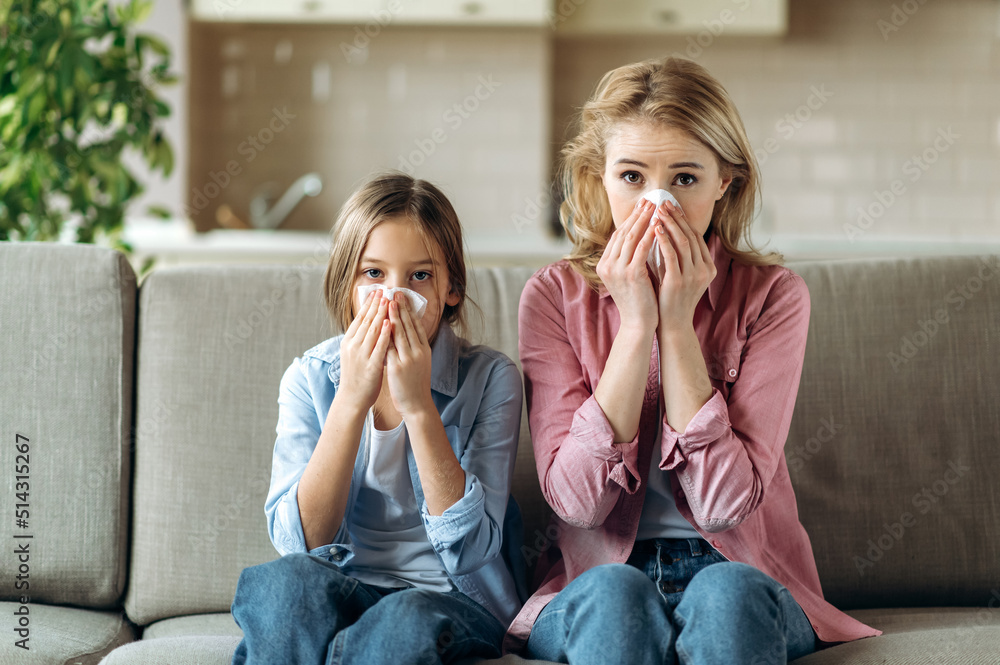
[331,551,344,562]
[728,368,737,378]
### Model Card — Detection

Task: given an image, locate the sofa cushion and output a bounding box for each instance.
[99,636,240,665]
[0,602,135,665]
[124,263,331,625]
[0,243,134,608]
[100,613,240,665]
[142,613,242,639]
[785,255,1000,610]
[793,607,1000,663]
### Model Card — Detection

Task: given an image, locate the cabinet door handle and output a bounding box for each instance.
[656,9,679,24]
[461,2,484,16]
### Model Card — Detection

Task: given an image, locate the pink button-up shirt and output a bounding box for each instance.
[505,232,880,652]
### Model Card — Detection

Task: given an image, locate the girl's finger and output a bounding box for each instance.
[345,288,377,338]
[371,316,392,360]
[360,295,390,353]
[387,299,409,353]
[396,294,425,349]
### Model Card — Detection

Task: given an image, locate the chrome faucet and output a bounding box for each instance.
[249,173,323,230]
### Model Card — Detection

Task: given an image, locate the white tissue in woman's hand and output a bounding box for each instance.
[643,189,681,276]
[356,285,428,319]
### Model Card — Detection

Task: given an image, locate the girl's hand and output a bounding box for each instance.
[337,290,392,413]
[652,201,717,333]
[386,293,435,418]
[596,198,660,334]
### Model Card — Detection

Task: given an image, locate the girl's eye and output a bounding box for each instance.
[363,268,382,279]
[622,171,642,184]
[411,271,431,282]
[674,173,697,186]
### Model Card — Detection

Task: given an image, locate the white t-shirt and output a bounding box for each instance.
[342,416,454,591]
[636,417,703,542]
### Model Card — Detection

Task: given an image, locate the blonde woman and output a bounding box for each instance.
[507,58,880,663]
[231,173,523,665]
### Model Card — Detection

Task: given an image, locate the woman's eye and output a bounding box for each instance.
[622,171,642,184]
[411,271,430,282]
[363,268,382,279]
[674,173,697,186]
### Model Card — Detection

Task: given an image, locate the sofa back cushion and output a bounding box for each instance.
[0,243,135,608]
[786,255,1000,609]
[124,262,330,624]
[124,262,548,623]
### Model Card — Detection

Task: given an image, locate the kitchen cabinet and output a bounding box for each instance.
[552,0,787,36]
[190,0,552,26]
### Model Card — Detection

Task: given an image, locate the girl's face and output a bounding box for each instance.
[352,216,460,343]
[602,121,733,236]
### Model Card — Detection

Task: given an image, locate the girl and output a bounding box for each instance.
[507,58,880,663]
[231,173,524,665]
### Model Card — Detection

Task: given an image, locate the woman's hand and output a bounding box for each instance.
[596,198,660,334]
[652,200,717,333]
[337,290,392,413]
[386,293,435,418]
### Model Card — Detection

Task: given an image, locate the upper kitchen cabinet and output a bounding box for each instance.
[190,0,553,26]
[553,0,787,36]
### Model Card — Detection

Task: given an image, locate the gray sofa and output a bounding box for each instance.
[2,241,999,665]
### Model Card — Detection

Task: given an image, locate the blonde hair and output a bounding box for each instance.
[559,56,781,287]
[323,172,472,336]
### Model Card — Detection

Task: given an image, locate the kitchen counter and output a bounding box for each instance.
[123,218,1000,271]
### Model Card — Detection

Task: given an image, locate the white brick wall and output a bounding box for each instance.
[553,0,1000,249]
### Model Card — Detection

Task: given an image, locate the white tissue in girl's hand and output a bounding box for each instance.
[642,189,681,276]
[356,284,428,319]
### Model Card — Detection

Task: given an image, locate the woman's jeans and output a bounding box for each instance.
[230,552,505,665]
[526,538,817,665]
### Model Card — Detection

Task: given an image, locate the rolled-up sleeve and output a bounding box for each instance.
[265,358,353,559]
[422,360,522,576]
[661,273,811,532]
[518,273,641,531]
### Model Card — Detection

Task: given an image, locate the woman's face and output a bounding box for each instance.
[602,121,733,236]
[352,216,459,343]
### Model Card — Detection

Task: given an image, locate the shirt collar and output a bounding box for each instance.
[428,322,460,397]
[597,229,731,312]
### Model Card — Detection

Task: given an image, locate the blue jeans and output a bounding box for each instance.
[231,553,505,665]
[525,538,817,665]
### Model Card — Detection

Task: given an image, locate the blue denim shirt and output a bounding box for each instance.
[266,323,525,625]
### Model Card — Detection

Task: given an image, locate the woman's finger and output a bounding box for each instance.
[660,204,695,269]
[666,202,702,265]
[654,222,678,275]
[618,199,655,262]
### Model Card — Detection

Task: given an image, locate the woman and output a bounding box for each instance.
[507,58,880,664]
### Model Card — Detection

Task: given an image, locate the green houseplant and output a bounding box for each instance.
[0,0,175,251]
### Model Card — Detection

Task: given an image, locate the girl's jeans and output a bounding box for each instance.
[230,552,505,665]
[526,538,817,665]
